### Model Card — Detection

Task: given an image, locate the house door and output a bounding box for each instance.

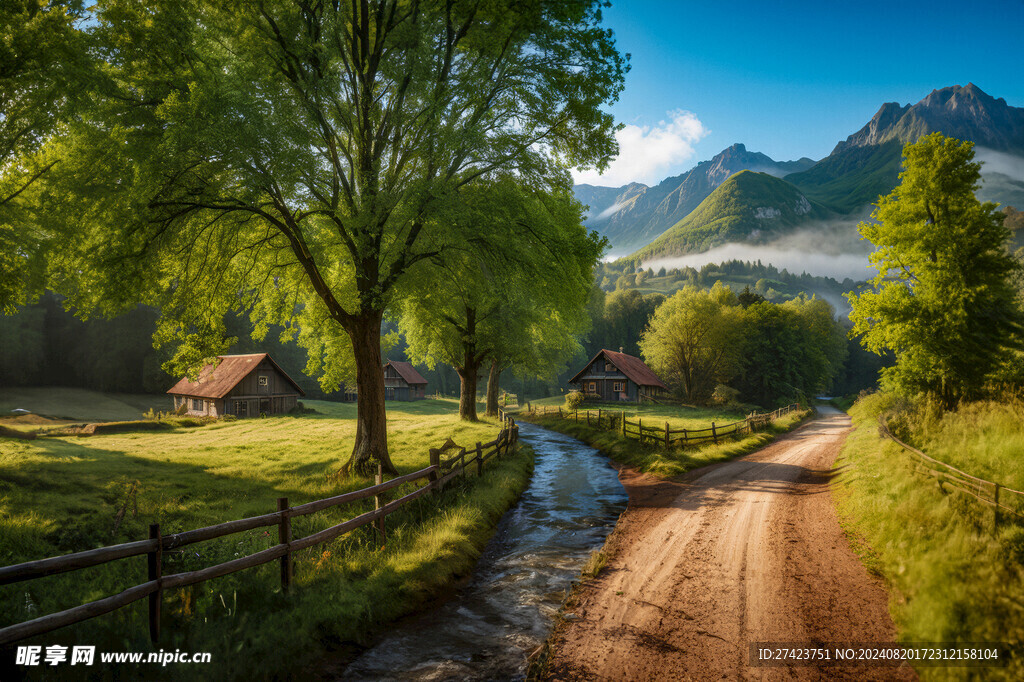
[260,398,271,414]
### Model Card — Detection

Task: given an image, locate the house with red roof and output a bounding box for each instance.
[383,360,428,401]
[167,353,305,417]
[568,348,669,403]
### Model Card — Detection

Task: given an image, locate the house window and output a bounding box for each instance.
[588,382,596,393]
[191,398,203,411]
[258,376,268,386]
[613,382,624,392]
[606,363,617,373]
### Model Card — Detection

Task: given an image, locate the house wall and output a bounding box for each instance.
[171,360,302,418]
[572,356,637,402]
[383,364,426,400]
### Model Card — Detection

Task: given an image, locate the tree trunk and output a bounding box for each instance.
[341,310,398,477]
[485,360,501,417]
[458,360,481,422]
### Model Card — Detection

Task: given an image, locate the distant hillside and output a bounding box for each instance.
[626,170,831,262]
[575,144,815,251]
[788,84,1024,212]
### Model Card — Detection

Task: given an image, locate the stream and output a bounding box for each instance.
[340,421,628,680]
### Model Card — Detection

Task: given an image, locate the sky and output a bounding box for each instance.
[572,0,1024,187]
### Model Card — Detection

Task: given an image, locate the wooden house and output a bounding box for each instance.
[569,348,669,403]
[383,360,427,401]
[167,353,304,418]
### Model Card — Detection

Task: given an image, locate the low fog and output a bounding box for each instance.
[976,147,1024,182]
[641,220,874,282]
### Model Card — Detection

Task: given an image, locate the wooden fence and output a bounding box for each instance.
[0,418,520,647]
[522,403,800,447]
[879,417,1024,530]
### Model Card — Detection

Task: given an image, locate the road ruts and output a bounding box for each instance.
[542,407,915,681]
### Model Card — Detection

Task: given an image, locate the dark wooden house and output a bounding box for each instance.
[569,348,669,403]
[167,353,304,418]
[383,360,427,401]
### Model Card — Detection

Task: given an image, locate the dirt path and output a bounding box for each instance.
[543,408,913,681]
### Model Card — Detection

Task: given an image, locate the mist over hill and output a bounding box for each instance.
[577,84,1024,278]
[575,143,815,254]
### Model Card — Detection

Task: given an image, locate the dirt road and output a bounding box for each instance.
[543,408,913,681]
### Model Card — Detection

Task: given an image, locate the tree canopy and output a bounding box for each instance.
[847,133,1024,406]
[29,0,626,474]
[398,177,602,420]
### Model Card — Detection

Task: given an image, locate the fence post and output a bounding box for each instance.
[711,422,718,444]
[620,411,625,437]
[277,497,293,590]
[374,466,386,543]
[429,446,440,492]
[558,406,562,418]
[665,422,670,447]
[575,409,578,422]
[682,428,688,445]
[994,483,1001,531]
[638,416,642,443]
[477,442,484,477]
[148,523,162,643]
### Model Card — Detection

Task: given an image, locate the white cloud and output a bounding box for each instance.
[572,110,708,187]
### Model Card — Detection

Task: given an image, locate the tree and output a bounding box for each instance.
[847,133,1024,406]
[39,0,626,475]
[0,0,90,312]
[639,283,742,404]
[398,178,601,420]
[600,289,665,357]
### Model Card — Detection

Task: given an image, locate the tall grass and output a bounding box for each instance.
[833,393,1024,681]
[0,394,533,678]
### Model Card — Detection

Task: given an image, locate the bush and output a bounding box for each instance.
[711,384,740,406]
[564,391,585,411]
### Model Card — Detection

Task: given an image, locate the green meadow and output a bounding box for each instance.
[0,391,533,678]
[520,397,810,478]
[833,393,1024,680]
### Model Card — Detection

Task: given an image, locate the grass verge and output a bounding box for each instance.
[0,394,534,679]
[833,392,1024,681]
[521,406,811,479]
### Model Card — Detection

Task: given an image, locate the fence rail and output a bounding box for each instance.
[0,417,520,647]
[521,403,799,447]
[878,416,1024,530]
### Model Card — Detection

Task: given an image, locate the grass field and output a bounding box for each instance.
[833,393,1024,680]
[0,387,175,423]
[520,399,810,478]
[0,390,532,678]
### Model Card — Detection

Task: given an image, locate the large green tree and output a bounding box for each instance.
[0,0,90,312]
[639,283,742,405]
[38,0,625,475]
[847,133,1024,406]
[398,177,601,421]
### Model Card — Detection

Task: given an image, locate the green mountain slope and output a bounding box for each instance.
[785,140,903,213]
[627,171,831,262]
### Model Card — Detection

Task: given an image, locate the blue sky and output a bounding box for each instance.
[573,0,1024,187]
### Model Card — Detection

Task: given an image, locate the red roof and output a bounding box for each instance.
[166,353,305,399]
[385,360,427,386]
[569,349,668,391]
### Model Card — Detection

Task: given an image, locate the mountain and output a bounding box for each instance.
[788,84,1024,212]
[575,144,815,251]
[626,170,831,263]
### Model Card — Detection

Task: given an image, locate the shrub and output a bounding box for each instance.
[564,391,585,411]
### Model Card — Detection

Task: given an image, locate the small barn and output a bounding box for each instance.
[383,360,427,401]
[569,348,669,403]
[167,353,305,418]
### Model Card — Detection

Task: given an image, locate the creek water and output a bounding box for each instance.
[340,421,628,680]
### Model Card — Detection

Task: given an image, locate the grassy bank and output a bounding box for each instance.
[833,393,1024,680]
[521,402,810,478]
[0,393,533,679]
